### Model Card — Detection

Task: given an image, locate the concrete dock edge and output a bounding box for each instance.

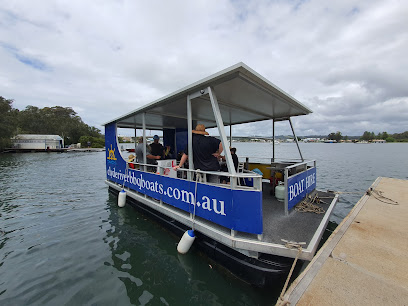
[278,177,408,305]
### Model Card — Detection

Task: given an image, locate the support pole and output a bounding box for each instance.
[289,118,303,161]
[142,113,147,171]
[134,117,137,152]
[187,95,193,181]
[229,110,232,148]
[284,167,289,216]
[229,125,232,147]
[272,119,275,162]
[174,128,177,157]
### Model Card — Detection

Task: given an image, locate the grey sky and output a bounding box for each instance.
[1,0,407,136]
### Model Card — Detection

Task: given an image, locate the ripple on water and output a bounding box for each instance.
[1,145,407,305]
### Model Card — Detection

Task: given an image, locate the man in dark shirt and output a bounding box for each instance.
[135,137,161,171]
[229,147,239,171]
[220,147,239,183]
[173,124,223,179]
[149,135,164,159]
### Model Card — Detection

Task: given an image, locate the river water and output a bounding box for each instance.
[0,143,407,305]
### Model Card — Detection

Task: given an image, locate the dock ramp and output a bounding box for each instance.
[279,177,408,305]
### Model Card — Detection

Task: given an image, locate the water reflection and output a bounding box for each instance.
[104,192,278,305]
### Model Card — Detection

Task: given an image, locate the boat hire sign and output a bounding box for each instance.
[104,123,263,235]
[287,167,317,211]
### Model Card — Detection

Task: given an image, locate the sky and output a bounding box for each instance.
[1,0,407,137]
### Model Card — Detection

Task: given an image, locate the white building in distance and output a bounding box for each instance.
[12,134,64,150]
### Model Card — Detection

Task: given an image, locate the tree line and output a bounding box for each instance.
[0,96,104,151]
[327,131,408,142]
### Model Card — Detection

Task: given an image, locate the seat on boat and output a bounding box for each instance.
[237,162,245,186]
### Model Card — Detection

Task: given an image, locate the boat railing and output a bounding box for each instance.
[243,157,315,173]
[240,157,317,215]
[126,160,263,190]
[285,160,316,177]
[173,167,263,190]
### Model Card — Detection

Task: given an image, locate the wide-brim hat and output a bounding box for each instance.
[127,154,135,162]
[192,124,209,135]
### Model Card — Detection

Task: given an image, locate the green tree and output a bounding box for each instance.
[392,131,408,142]
[361,131,375,141]
[18,105,102,145]
[328,131,342,142]
[378,132,389,140]
[2,100,104,149]
[17,105,43,133]
[79,136,105,148]
[87,126,102,138]
[0,96,18,151]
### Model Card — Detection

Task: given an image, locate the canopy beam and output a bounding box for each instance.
[289,118,303,161]
[208,87,236,179]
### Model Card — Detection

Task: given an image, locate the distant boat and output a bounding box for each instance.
[126,148,135,152]
[324,140,336,143]
[274,140,280,145]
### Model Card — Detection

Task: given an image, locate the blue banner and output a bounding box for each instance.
[287,167,317,211]
[105,123,263,234]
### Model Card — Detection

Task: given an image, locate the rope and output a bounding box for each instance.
[327,190,363,194]
[277,241,304,306]
[295,194,325,214]
[367,188,399,205]
[191,170,202,231]
[122,163,129,190]
[329,188,398,205]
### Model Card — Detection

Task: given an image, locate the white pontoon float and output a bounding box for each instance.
[103,63,338,287]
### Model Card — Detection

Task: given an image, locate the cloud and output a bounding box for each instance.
[0,0,407,136]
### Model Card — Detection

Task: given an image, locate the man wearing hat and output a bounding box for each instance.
[173,124,223,181]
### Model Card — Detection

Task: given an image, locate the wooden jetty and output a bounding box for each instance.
[3,148,65,153]
[278,177,408,305]
[66,148,105,152]
[3,148,104,153]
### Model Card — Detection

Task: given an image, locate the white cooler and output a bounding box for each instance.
[157,159,177,178]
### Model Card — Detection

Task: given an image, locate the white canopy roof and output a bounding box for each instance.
[104,62,312,130]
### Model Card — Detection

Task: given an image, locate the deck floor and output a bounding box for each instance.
[261,183,335,245]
